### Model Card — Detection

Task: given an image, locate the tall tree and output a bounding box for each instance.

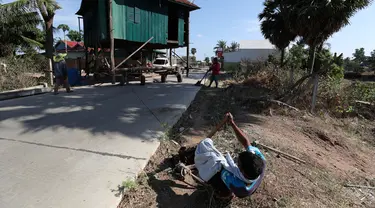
[57,24,69,53]
[368,49,375,70]
[0,1,42,56]
[67,30,83,42]
[14,0,62,84]
[214,40,228,53]
[353,47,366,63]
[229,41,240,52]
[204,57,210,65]
[36,0,61,85]
[283,0,370,74]
[191,48,197,56]
[282,0,371,112]
[259,0,296,67]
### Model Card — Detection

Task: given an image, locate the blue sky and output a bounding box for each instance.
[4,0,375,60]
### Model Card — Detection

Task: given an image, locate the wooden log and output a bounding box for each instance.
[344,184,375,189]
[355,100,374,106]
[268,99,300,112]
[114,37,154,70]
[253,141,307,164]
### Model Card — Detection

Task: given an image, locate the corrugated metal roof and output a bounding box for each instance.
[239,40,275,49]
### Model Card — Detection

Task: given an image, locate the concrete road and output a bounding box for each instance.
[0,74,201,208]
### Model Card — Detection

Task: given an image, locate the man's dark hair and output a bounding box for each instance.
[238,151,264,180]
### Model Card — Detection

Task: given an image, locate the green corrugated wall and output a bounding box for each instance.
[83,0,187,47]
[112,0,168,45]
[178,14,185,46]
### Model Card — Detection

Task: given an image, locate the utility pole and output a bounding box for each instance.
[186,14,190,77]
[108,0,115,84]
[169,48,172,67]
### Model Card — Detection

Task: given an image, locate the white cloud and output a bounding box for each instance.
[197,34,203,38]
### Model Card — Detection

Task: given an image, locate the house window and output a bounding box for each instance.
[127,6,140,24]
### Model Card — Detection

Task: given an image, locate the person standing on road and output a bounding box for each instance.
[53,53,73,95]
[208,57,221,88]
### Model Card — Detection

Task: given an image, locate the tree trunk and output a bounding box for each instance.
[186,14,190,77]
[289,66,294,86]
[108,0,115,84]
[311,74,319,112]
[45,16,54,86]
[308,45,318,113]
[309,46,316,74]
[280,48,285,68]
[64,31,67,53]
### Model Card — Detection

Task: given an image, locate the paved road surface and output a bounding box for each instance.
[0,74,202,208]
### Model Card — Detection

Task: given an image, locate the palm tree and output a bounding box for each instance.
[191,48,197,57]
[281,0,371,111]
[259,0,296,67]
[229,41,240,52]
[214,40,228,54]
[0,1,42,56]
[283,0,370,74]
[67,30,83,42]
[24,0,61,85]
[204,57,210,65]
[57,24,69,53]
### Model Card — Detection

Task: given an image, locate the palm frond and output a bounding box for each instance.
[21,35,43,48]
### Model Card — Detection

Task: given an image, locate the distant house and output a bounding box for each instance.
[223,40,278,64]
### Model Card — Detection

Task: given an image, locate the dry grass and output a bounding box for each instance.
[0,55,47,91]
[117,82,375,208]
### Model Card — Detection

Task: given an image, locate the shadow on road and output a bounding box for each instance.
[0,80,201,142]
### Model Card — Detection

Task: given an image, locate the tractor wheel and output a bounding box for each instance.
[119,75,125,86]
[140,75,146,85]
[161,74,167,83]
[176,73,182,83]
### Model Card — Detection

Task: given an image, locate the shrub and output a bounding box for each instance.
[0,55,47,91]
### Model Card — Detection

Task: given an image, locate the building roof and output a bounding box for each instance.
[239,40,275,49]
[77,0,199,15]
[55,41,86,52]
[169,0,199,9]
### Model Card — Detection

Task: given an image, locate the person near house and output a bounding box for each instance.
[53,53,73,95]
[194,113,266,198]
[208,57,221,88]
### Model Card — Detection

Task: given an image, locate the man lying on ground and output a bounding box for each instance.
[194,113,266,198]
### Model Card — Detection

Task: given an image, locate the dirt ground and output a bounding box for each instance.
[118,83,375,208]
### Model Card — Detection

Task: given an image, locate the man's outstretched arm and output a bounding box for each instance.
[227,113,251,148]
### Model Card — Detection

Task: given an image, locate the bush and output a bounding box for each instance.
[0,55,47,91]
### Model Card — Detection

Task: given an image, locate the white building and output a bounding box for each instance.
[223,40,278,63]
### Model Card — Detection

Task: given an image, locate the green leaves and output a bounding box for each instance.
[259,0,296,52]
[57,24,70,33]
[191,48,197,56]
[0,1,43,56]
[67,30,83,42]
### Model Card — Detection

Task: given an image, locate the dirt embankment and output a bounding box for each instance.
[118,84,375,208]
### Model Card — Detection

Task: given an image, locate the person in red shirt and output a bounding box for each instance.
[208,57,221,88]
